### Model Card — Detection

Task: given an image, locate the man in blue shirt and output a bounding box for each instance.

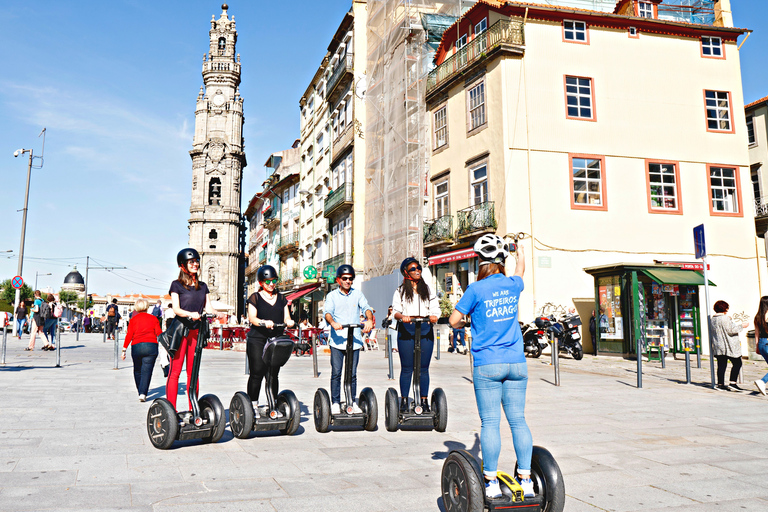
[324,264,374,414]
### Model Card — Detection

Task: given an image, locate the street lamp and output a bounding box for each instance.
[35,272,51,290]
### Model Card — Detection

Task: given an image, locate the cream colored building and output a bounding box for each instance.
[425,0,762,355]
[747,96,768,238]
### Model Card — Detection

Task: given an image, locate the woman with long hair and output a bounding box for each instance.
[41,293,58,350]
[754,296,768,395]
[391,257,440,412]
[167,248,215,412]
[449,234,534,500]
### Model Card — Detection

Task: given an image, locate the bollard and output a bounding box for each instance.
[696,342,702,369]
[55,323,61,368]
[660,344,666,369]
[1,326,7,365]
[636,335,643,389]
[685,350,691,384]
[435,328,441,361]
[219,326,224,350]
[103,324,107,344]
[113,328,120,370]
[551,334,560,387]
[311,332,319,378]
[387,331,394,380]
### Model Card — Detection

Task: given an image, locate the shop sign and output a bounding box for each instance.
[428,248,477,266]
[661,284,679,295]
[658,261,709,271]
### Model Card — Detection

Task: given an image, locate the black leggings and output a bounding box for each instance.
[246,337,279,403]
[397,334,434,399]
[716,355,742,386]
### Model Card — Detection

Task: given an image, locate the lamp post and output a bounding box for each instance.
[34,271,51,290]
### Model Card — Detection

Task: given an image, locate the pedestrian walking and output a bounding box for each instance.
[105,298,120,340]
[382,305,398,353]
[163,302,175,330]
[711,300,748,391]
[449,234,534,499]
[167,248,215,412]
[15,300,27,339]
[26,290,43,351]
[151,300,163,325]
[392,257,439,412]
[41,293,57,351]
[121,299,163,402]
[753,296,768,396]
[589,309,597,356]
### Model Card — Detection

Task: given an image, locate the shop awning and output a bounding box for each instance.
[285,283,322,302]
[428,247,477,266]
[641,268,716,286]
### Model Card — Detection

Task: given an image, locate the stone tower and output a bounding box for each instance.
[188,3,246,309]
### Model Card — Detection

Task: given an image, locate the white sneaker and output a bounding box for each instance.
[352,402,363,414]
[755,380,767,396]
[138,394,146,402]
[331,403,341,415]
[485,479,502,499]
[517,477,535,498]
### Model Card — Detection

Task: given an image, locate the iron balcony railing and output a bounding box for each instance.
[423,215,453,245]
[263,206,279,227]
[279,268,300,286]
[258,249,267,264]
[327,53,354,99]
[756,197,768,218]
[456,202,497,237]
[322,252,352,274]
[324,182,354,217]
[277,232,299,251]
[427,19,524,95]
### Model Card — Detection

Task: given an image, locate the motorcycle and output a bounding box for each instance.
[520,320,547,358]
[535,313,584,360]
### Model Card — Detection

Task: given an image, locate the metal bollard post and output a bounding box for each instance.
[387,331,394,380]
[55,323,61,368]
[113,328,120,370]
[1,326,7,365]
[685,351,691,384]
[696,341,701,369]
[311,332,319,378]
[103,324,107,343]
[219,326,224,350]
[435,328,441,360]
[660,344,666,369]
[636,336,643,389]
[551,334,560,386]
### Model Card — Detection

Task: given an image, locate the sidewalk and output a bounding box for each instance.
[2,332,768,511]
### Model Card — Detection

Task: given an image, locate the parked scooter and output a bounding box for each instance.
[535,314,584,360]
[520,320,547,359]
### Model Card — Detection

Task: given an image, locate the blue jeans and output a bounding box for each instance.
[131,342,158,396]
[44,319,57,344]
[759,338,768,384]
[473,363,533,474]
[330,347,359,405]
[452,328,465,350]
[397,335,434,399]
[16,318,26,336]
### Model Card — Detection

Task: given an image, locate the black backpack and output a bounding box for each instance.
[40,301,52,321]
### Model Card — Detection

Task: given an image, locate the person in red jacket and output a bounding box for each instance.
[122,298,163,402]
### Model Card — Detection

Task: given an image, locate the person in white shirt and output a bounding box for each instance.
[391,257,440,413]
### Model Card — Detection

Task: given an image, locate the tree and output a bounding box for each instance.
[58,289,79,306]
[1,279,34,304]
[76,295,94,312]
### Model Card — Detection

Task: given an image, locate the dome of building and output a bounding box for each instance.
[62,266,85,292]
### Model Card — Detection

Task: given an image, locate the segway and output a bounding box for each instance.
[147,315,226,450]
[384,316,447,432]
[313,324,377,432]
[441,447,565,512]
[229,324,301,438]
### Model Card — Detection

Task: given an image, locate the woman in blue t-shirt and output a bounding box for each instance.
[449,234,534,500]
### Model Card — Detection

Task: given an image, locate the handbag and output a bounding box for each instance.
[157,317,189,358]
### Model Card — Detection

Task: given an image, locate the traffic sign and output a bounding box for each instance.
[693,224,706,259]
[11,276,23,289]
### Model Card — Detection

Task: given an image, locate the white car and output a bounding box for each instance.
[58,320,73,332]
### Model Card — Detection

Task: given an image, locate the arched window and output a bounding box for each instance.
[208,177,222,205]
[209,229,218,239]
[218,37,226,56]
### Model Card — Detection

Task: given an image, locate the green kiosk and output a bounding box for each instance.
[583,263,715,358]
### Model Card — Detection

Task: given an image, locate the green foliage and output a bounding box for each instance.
[439,296,453,318]
[58,289,79,305]
[0,279,34,304]
[76,296,94,311]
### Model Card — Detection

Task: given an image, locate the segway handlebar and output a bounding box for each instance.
[340,323,364,329]
[254,321,286,328]
[403,316,433,323]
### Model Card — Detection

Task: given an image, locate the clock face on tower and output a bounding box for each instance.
[213,93,225,107]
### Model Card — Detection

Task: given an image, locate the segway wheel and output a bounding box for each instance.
[515,446,565,512]
[313,388,331,433]
[277,390,301,436]
[199,394,226,444]
[431,388,448,433]
[359,387,378,431]
[572,342,584,360]
[229,391,254,439]
[147,398,178,450]
[384,388,399,432]
[441,450,484,512]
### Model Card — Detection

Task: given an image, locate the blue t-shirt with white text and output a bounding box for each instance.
[455,274,525,366]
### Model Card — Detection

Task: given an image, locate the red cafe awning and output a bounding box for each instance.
[428,247,477,266]
[285,283,321,302]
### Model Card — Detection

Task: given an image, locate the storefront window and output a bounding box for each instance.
[457,261,469,294]
[598,276,623,339]
[435,264,450,298]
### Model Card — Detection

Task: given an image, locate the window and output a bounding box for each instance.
[646,161,681,213]
[218,38,226,55]
[434,106,448,149]
[475,18,488,51]
[570,155,606,210]
[563,20,587,43]
[475,18,487,35]
[565,76,595,120]
[435,180,449,218]
[747,115,756,145]
[752,167,761,202]
[283,189,289,204]
[701,36,723,58]
[467,81,486,131]
[470,163,488,205]
[456,34,467,50]
[208,229,218,239]
[208,177,222,206]
[708,165,741,215]
[629,26,638,37]
[638,1,653,18]
[705,90,733,132]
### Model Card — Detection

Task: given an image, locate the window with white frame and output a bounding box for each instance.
[710,166,739,213]
[434,106,448,149]
[747,114,756,145]
[456,34,467,50]
[563,20,587,42]
[317,132,324,153]
[470,163,488,205]
[468,81,486,131]
[435,180,449,218]
[572,157,603,206]
[565,76,593,119]
[701,36,722,57]
[475,18,487,35]
[638,1,653,18]
[752,167,761,202]
[705,90,731,131]
[475,18,488,51]
[648,163,678,210]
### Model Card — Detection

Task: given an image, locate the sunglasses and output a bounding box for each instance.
[340,276,354,282]
[407,265,422,273]
[262,279,278,285]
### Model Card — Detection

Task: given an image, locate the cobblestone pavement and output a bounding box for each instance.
[2,332,768,511]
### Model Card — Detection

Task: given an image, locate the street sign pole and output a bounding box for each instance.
[694,224,715,389]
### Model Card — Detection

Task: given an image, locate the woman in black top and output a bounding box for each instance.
[167,248,215,411]
[246,265,294,410]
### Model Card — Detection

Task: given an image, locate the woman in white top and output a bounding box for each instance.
[391,257,440,412]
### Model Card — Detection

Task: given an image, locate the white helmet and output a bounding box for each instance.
[473,234,509,265]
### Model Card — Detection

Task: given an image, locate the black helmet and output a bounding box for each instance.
[177,248,200,267]
[336,264,355,279]
[400,257,421,277]
[257,265,278,282]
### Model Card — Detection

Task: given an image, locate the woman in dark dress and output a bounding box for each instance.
[246,265,294,415]
[167,248,215,411]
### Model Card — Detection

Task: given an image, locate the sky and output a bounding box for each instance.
[0,0,766,298]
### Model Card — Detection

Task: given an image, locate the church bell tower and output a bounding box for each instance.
[188,3,246,309]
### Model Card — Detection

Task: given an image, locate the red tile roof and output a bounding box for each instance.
[746,95,768,110]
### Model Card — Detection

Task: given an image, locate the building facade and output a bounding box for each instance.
[747,96,768,241]
[188,4,247,311]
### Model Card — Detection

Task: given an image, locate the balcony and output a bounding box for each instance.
[263,206,279,230]
[755,197,768,238]
[324,182,353,218]
[331,124,354,163]
[276,232,299,255]
[245,258,261,278]
[456,202,497,238]
[327,53,354,104]
[423,215,453,247]
[427,19,524,98]
[322,252,352,276]
[279,268,300,288]
[258,249,267,264]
